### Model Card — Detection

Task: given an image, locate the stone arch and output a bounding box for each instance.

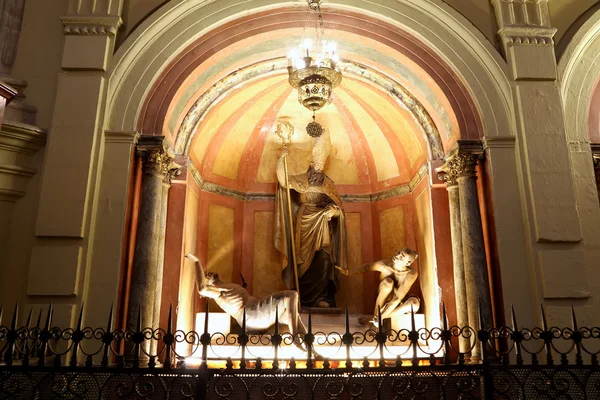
[106,0,514,148]
[105,0,516,340]
[558,5,600,144]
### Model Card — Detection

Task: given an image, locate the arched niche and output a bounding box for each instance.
[105,0,513,342]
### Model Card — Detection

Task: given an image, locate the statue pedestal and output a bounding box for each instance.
[300,312,373,334]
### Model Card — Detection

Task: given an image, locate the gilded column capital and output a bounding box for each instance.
[137,145,181,184]
[447,151,483,179]
[436,166,458,187]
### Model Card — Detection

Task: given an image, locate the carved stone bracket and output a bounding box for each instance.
[60,16,122,36]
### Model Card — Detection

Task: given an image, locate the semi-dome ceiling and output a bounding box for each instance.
[140,6,483,196]
[189,73,428,195]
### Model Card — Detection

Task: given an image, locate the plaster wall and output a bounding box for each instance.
[12,0,67,130]
[120,0,167,38]
[557,7,600,330]
[176,174,200,334]
[0,0,66,321]
[443,0,495,42]
[0,151,43,306]
[412,180,441,331]
[550,0,599,44]
[177,174,449,328]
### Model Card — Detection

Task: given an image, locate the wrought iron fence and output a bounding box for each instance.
[0,301,599,399]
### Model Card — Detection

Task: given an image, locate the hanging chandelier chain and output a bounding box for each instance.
[316,3,325,45]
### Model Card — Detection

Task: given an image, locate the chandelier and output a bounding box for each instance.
[287,0,342,116]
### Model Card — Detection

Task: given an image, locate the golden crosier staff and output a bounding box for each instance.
[275,122,301,300]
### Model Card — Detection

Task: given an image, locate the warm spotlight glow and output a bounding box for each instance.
[195,312,231,335]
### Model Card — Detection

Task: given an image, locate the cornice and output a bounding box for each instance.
[482,136,516,150]
[0,121,46,155]
[0,188,25,202]
[498,26,557,46]
[60,15,122,36]
[105,130,140,144]
[450,139,484,156]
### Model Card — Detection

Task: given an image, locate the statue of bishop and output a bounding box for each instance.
[274,128,348,308]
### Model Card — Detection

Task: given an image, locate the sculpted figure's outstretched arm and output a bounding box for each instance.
[186,253,206,291]
[336,260,388,276]
[185,253,227,298]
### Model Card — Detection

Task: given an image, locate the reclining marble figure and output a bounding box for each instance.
[186,253,308,346]
[337,248,420,328]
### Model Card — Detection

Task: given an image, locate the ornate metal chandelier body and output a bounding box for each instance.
[287,0,342,113]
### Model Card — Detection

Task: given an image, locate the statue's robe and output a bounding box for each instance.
[274,169,348,307]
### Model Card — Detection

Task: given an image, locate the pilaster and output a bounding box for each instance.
[492,0,581,244]
[82,130,139,330]
[28,0,124,325]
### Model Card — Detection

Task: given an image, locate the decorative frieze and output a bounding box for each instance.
[502,31,554,46]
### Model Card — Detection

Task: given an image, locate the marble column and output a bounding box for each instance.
[437,167,470,355]
[449,150,493,362]
[153,179,170,328]
[127,139,179,356]
[148,169,177,355]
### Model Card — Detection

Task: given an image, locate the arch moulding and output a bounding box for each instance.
[558,6,600,144]
[105,0,514,146]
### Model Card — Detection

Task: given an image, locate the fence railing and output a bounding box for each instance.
[0,301,599,369]
[0,301,599,399]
